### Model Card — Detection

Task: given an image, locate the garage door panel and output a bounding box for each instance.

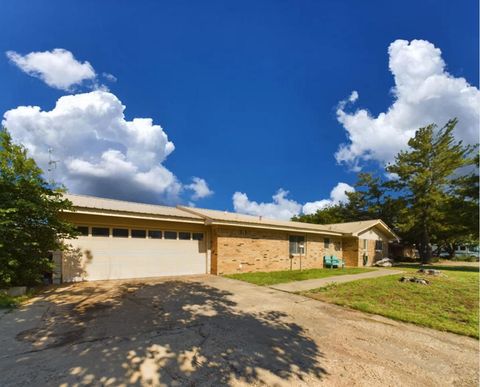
[64,235,207,281]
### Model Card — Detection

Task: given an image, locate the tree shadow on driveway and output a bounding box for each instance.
[8,279,327,386]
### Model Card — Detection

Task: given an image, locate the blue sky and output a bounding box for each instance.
[1,1,478,219]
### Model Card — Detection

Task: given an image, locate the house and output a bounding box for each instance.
[54,194,399,282]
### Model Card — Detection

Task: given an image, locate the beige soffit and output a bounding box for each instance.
[63,194,205,224]
[325,219,399,241]
[176,206,344,236]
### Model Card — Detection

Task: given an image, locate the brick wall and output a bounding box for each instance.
[365,239,389,266]
[341,237,390,267]
[342,237,361,266]
[212,226,343,275]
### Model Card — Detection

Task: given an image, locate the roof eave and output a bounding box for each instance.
[62,208,205,224]
[208,220,343,236]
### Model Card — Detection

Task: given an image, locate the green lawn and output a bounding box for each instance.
[303,264,479,338]
[225,267,374,286]
[0,293,31,309]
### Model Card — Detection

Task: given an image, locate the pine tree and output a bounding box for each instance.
[345,173,401,227]
[437,154,479,256]
[386,119,475,263]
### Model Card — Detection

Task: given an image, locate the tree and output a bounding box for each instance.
[437,153,479,257]
[0,128,77,287]
[293,173,401,231]
[292,203,349,224]
[386,119,475,263]
[344,173,402,228]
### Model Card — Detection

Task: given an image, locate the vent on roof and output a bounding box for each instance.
[259,216,262,221]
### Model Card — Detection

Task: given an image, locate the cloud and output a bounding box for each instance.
[6,49,96,91]
[233,183,354,220]
[102,72,117,82]
[2,90,210,204]
[302,182,355,215]
[186,177,214,200]
[335,39,480,170]
[233,189,302,220]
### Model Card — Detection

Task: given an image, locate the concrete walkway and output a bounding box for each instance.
[269,268,404,292]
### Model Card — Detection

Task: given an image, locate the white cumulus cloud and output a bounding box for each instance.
[186,177,214,200]
[2,90,210,204]
[336,39,480,170]
[233,189,303,220]
[233,182,355,220]
[302,182,355,215]
[6,48,97,91]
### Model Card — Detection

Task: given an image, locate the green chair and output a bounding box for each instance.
[324,255,345,269]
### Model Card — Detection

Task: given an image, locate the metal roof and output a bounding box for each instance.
[63,194,204,221]
[176,206,343,235]
[325,219,399,240]
[63,194,397,238]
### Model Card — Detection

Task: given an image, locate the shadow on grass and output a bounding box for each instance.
[394,263,479,273]
[5,280,327,386]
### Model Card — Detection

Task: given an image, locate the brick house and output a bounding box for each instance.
[54,194,398,282]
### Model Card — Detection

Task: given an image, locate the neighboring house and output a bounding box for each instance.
[54,194,399,282]
[389,242,420,260]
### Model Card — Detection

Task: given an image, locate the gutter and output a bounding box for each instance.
[207,220,343,236]
[61,208,205,224]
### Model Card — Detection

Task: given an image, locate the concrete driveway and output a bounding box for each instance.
[0,275,478,386]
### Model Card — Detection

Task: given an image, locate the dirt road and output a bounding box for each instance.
[0,275,477,386]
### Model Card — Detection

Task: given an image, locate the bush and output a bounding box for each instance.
[451,255,479,262]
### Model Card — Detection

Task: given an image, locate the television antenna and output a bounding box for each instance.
[47,148,60,185]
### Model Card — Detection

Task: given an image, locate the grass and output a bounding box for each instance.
[303,264,479,338]
[0,292,32,309]
[225,267,374,286]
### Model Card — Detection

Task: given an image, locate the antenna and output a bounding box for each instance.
[47,148,60,185]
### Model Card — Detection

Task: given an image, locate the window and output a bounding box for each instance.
[324,238,330,249]
[131,229,146,238]
[113,228,129,238]
[334,241,341,251]
[363,239,368,249]
[375,240,383,251]
[92,227,109,237]
[179,232,191,240]
[77,226,89,236]
[459,245,466,251]
[289,235,305,255]
[192,233,204,241]
[148,230,162,239]
[164,231,177,240]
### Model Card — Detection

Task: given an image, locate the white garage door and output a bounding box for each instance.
[63,228,207,281]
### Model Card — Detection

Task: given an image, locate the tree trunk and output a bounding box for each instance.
[446,243,456,259]
[420,221,432,264]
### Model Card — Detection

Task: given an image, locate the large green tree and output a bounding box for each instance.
[386,119,476,263]
[293,173,401,230]
[292,119,477,263]
[436,153,479,257]
[292,203,349,224]
[344,173,401,227]
[0,129,77,287]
